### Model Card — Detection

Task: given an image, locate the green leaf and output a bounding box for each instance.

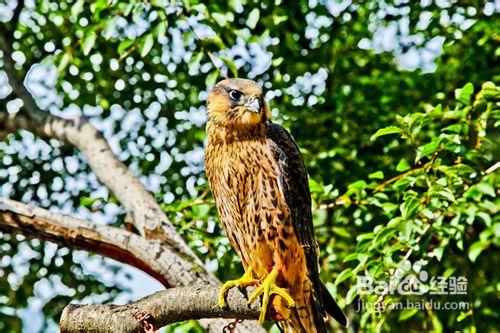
[102,18,116,39]
[399,308,419,321]
[343,253,368,265]
[273,15,288,25]
[431,313,443,333]
[477,212,491,226]
[141,34,154,57]
[220,55,238,78]
[79,197,101,207]
[476,183,495,197]
[368,171,384,179]
[345,286,358,304]
[370,126,402,140]
[348,180,367,191]
[431,246,445,261]
[415,137,442,162]
[468,241,488,262]
[438,164,476,176]
[246,8,260,29]
[58,52,71,72]
[82,33,96,56]
[396,159,411,172]
[334,268,353,286]
[188,52,203,71]
[455,82,474,105]
[211,13,227,27]
[203,35,226,49]
[205,70,219,89]
[118,39,134,54]
[333,227,351,238]
[442,124,462,133]
[401,220,413,240]
[438,190,455,202]
[431,103,443,115]
[272,57,284,67]
[457,310,472,323]
[373,227,398,247]
[71,0,84,18]
[400,196,420,219]
[356,233,374,242]
[156,21,167,42]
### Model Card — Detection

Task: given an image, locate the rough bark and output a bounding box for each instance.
[0,198,178,288]
[0,33,192,254]
[0,32,208,284]
[0,198,262,332]
[0,30,264,332]
[59,285,261,333]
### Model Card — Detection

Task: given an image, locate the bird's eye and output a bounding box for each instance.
[229,90,243,101]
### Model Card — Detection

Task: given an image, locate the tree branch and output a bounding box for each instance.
[59,285,261,333]
[0,32,188,253]
[0,32,264,332]
[0,197,263,331]
[0,199,264,332]
[0,197,175,288]
[0,28,209,278]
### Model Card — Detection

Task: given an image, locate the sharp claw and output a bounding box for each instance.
[218,284,230,308]
[247,268,295,324]
[218,267,258,309]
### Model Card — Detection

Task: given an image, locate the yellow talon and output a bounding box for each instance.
[218,267,259,308]
[248,268,296,323]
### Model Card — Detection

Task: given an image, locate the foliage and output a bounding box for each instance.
[0,0,498,332]
[315,82,499,331]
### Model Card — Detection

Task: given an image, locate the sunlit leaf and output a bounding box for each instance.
[102,18,116,39]
[140,34,154,57]
[205,70,219,88]
[455,82,474,105]
[211,13,227,27]
[369,171,384,179]
[371,126,402,140]
[82,33,96,56]
[468,241,488,262]
[246,8,260,29]
[334,268,353,286]
[396,159,411,172]
[399,308,418,321]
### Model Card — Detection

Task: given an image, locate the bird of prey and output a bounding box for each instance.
[205,78,348,332]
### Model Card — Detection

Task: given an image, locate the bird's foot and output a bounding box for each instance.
[218,267,259,308]
[248,268,296,324]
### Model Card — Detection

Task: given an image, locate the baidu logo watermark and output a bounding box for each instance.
[355,260,470,313]
[357,259,468,296]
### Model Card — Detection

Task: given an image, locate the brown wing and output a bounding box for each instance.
[265,123,319,280]
[266,122,348,329]
[265,123,325,320]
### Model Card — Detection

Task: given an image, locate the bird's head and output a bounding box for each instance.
[206,78,270,128]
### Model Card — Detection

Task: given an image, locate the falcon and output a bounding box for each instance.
[205,78,348,332]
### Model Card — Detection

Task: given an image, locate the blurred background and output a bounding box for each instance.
[0,0,498,332]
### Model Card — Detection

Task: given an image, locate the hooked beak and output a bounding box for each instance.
[244,97,261,113]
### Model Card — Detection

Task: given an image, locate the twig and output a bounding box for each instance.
[485,162,499,175]
[316,198,348,211]
[373,168,423,193]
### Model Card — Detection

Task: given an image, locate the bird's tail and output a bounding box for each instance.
[319,281,349,328]
[280,282,327,333]
[280,281,348,332]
